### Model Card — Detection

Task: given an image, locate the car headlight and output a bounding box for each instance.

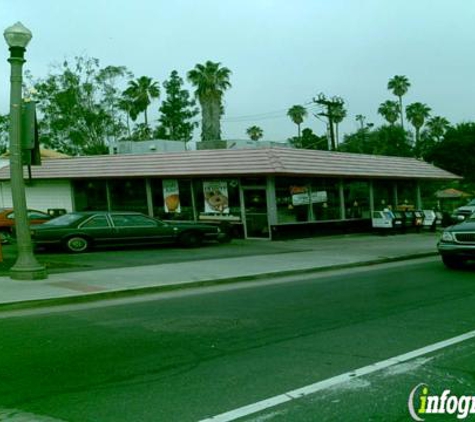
[441,231,454,242]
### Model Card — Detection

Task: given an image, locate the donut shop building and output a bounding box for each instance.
[0,147,459,240]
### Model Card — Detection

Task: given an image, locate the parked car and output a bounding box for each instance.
[29,211,228,253]
[0,208,53,243]
[451,199,475,222]
[437,212,475,268]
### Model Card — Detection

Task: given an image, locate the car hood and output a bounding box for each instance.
[447,220,475,232]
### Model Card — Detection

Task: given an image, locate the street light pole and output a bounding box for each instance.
[4,22,47,280]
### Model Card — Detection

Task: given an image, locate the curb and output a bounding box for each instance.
[0,252,438,313]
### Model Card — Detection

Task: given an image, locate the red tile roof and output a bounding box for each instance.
[0,147,460,180]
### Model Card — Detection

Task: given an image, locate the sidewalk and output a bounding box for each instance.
[0,232,440,310]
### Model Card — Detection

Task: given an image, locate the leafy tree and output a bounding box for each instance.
[0,114,9,154]
[340,125,413,157]
[418,116,451,159]
[187,61,232,141]
[246,125,263,141]
[387,75,411,129]
[287,105,307,141]
[157,70,198,142]
[406,102,431,153]
[26,56,130,155]
[123,76,160,129]
[425,122,475,183]
[378,100,400,125]
[289,128,328,150]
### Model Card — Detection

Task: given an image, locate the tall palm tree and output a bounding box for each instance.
[377,100,400,125]
[425,116,450,142]
[287,105,307,141]
[355,114,366,130]
[387,75,410,129]
[246,125,263,141]
[124,76,160,127]
[187,61,232,141]
[406,102,431,151]
[332,102,347,147]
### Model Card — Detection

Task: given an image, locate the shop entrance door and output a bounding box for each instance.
[242,188,270,239]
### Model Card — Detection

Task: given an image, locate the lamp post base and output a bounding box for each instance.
[10,263,48,280]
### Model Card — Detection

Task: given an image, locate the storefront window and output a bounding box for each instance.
[311,178,341,221]
[194,179,241,221]
[73,180,108,211]
[397,181,417,210]
[109,179,148,214]
[343,180,370,219]
[151,179,194,221]
[373,180,395,211]
[276,177,312,223]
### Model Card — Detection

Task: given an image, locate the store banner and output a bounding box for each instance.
[203,181,229,213]
[163,179,181,213]
[290,186,327,205]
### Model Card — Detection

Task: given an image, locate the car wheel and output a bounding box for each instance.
[64,236,90,253]
[179,231,203,248]
[0,230,12,244]
[442,255,465,269]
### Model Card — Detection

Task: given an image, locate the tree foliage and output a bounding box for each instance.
[156,70,198,142]
[246,125,263,141]
[425,123,475,183]
[123,76,160,129]
[187,61,232,141]
[287,105,307,139]
[289,128,328,150]
[339,125,413,157]
[387,75,411,129]
[26,56,132,155]
[378,100,400,125]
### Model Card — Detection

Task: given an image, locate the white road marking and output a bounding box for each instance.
[199,328,475,422]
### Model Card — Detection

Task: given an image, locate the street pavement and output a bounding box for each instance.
[0,232,442,310]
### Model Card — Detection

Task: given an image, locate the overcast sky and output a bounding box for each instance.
[2,0,475,142]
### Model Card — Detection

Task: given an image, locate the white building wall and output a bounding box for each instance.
[0,179,73,212]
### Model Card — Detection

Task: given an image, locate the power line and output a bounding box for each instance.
[223,101,319,123]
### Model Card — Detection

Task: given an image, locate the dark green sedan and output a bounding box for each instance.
[30,211,228,253]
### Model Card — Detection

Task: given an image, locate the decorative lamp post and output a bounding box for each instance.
[4,22,47,280]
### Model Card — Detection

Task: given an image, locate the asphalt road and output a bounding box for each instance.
[0,258,474,422]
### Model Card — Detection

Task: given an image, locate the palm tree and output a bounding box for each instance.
[124,76,160,127]
[287,105,307,141]
[355,114,366,130]
[387,75,410,129]
[187,61,232,141]
[246,125,263,141]
[117,90,140,138]
[406,102,431,152]
[377,100,400,125]
[425,116,450,142]
[332,102,347,147]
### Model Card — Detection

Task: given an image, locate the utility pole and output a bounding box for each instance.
[313,93,344,151]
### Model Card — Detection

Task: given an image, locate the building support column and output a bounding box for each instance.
[339,179,346,219]
[145,178,153,217]
[369,180,374,212]
[416,181,422,209]
[266,176,277,226]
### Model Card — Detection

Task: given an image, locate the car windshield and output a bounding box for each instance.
[467,199,475,206]
[42,213,85,226]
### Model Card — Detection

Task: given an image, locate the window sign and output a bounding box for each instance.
[291,187,327,206]
[203,181,229,214]
[163,179,181,213]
